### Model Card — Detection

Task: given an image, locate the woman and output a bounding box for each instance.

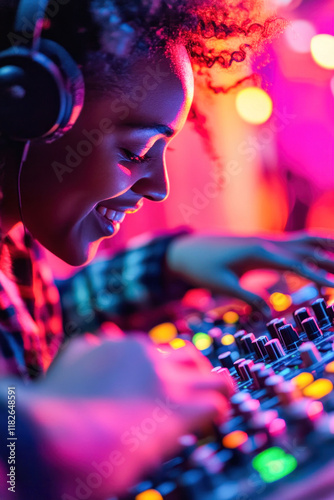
[0,1,334,499]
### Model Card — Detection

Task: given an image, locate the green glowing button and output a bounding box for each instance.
[252,447,297,483]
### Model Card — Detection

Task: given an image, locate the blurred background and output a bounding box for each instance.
[49,0,334,278]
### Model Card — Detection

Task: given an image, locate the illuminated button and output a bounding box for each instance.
[310,34,334,70]
[221,334,235,346]
[292,372,314,390]
[223,311,239,324]
[307,401,324,420]
[252,447,297,483]
[236,87,273,125]
[222,430,248,449]
[135,489,163,500]
[303,378,333,399]
[169,338,186,350]
[192,333,213,351]
[149,323,178,344]
[181,288,211,309]
[270,293,292,312]
[325,361,334,374]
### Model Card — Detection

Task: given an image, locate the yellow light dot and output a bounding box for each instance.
[169,338,186,350]
[303,378,333,399]
[310,34,334,70]
[135,490,163,500]
[149,323,178,344]
[223,430,248,449]
[325,361,334,374]
[269,292,292,312]
[292,372,314,389]
[192,332,213,351]
[223,311,239,324]
[236,87,273,125]
[221,334,235,346]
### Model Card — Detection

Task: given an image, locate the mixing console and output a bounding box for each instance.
[117,281,334,500]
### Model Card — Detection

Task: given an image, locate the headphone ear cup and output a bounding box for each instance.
[0,39,84,142]
[37,39,85,143]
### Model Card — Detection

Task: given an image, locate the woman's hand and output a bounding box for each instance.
[16,334,232,499]
[166,231,334,313]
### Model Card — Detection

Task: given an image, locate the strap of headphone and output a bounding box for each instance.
[14,0,49,51]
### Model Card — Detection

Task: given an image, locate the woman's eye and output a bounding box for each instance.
[120,149,150,164]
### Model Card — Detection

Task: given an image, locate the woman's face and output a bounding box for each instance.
[21,46,194,265]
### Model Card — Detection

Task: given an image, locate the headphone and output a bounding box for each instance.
[0,0,85,143]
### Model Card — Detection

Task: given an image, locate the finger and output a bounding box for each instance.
[300,233,334,252]
[221,271,272,317]
[195,269,271,316]
[261,249,334,288]
[303,251,334,274]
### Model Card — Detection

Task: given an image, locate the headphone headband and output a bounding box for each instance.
[15,0,50,50]
[0,0,85,142]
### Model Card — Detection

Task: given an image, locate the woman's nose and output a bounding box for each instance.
[131,159,170,202]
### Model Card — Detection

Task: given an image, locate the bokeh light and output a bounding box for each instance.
[235,87,273,125]
[169,338,186,350]
[192,332,213,351]
[223,311,239,324]
[223,430,248,449]
[269,292,292,312]
[310,34,334,70]
[221,334,235,346]
[303,379,333,399]
[149,323,178,344]
[135,490,163,500]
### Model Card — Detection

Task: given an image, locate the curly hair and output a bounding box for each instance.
[0,0,286,94]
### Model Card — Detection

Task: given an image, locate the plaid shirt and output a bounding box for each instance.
[0,223,190,380]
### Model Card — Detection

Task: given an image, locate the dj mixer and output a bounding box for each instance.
[118,280,334,500]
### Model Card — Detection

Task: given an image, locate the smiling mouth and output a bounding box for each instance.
[96,205,126,223]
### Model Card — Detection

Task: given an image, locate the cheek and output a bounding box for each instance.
[24,136,133,208]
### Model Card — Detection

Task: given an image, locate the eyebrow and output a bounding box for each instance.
[127,123,175,137]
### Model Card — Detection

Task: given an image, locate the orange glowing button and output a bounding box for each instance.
[222,430,248,449]
[303,379,333,399]
[223,311,239,324]
[292,372,314,390]
[135,490,163,500]
[169,338,186,350]
[269,293,292,312]
[221,334,235,346]
[149,323,178,344]
[325,361,334,374]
